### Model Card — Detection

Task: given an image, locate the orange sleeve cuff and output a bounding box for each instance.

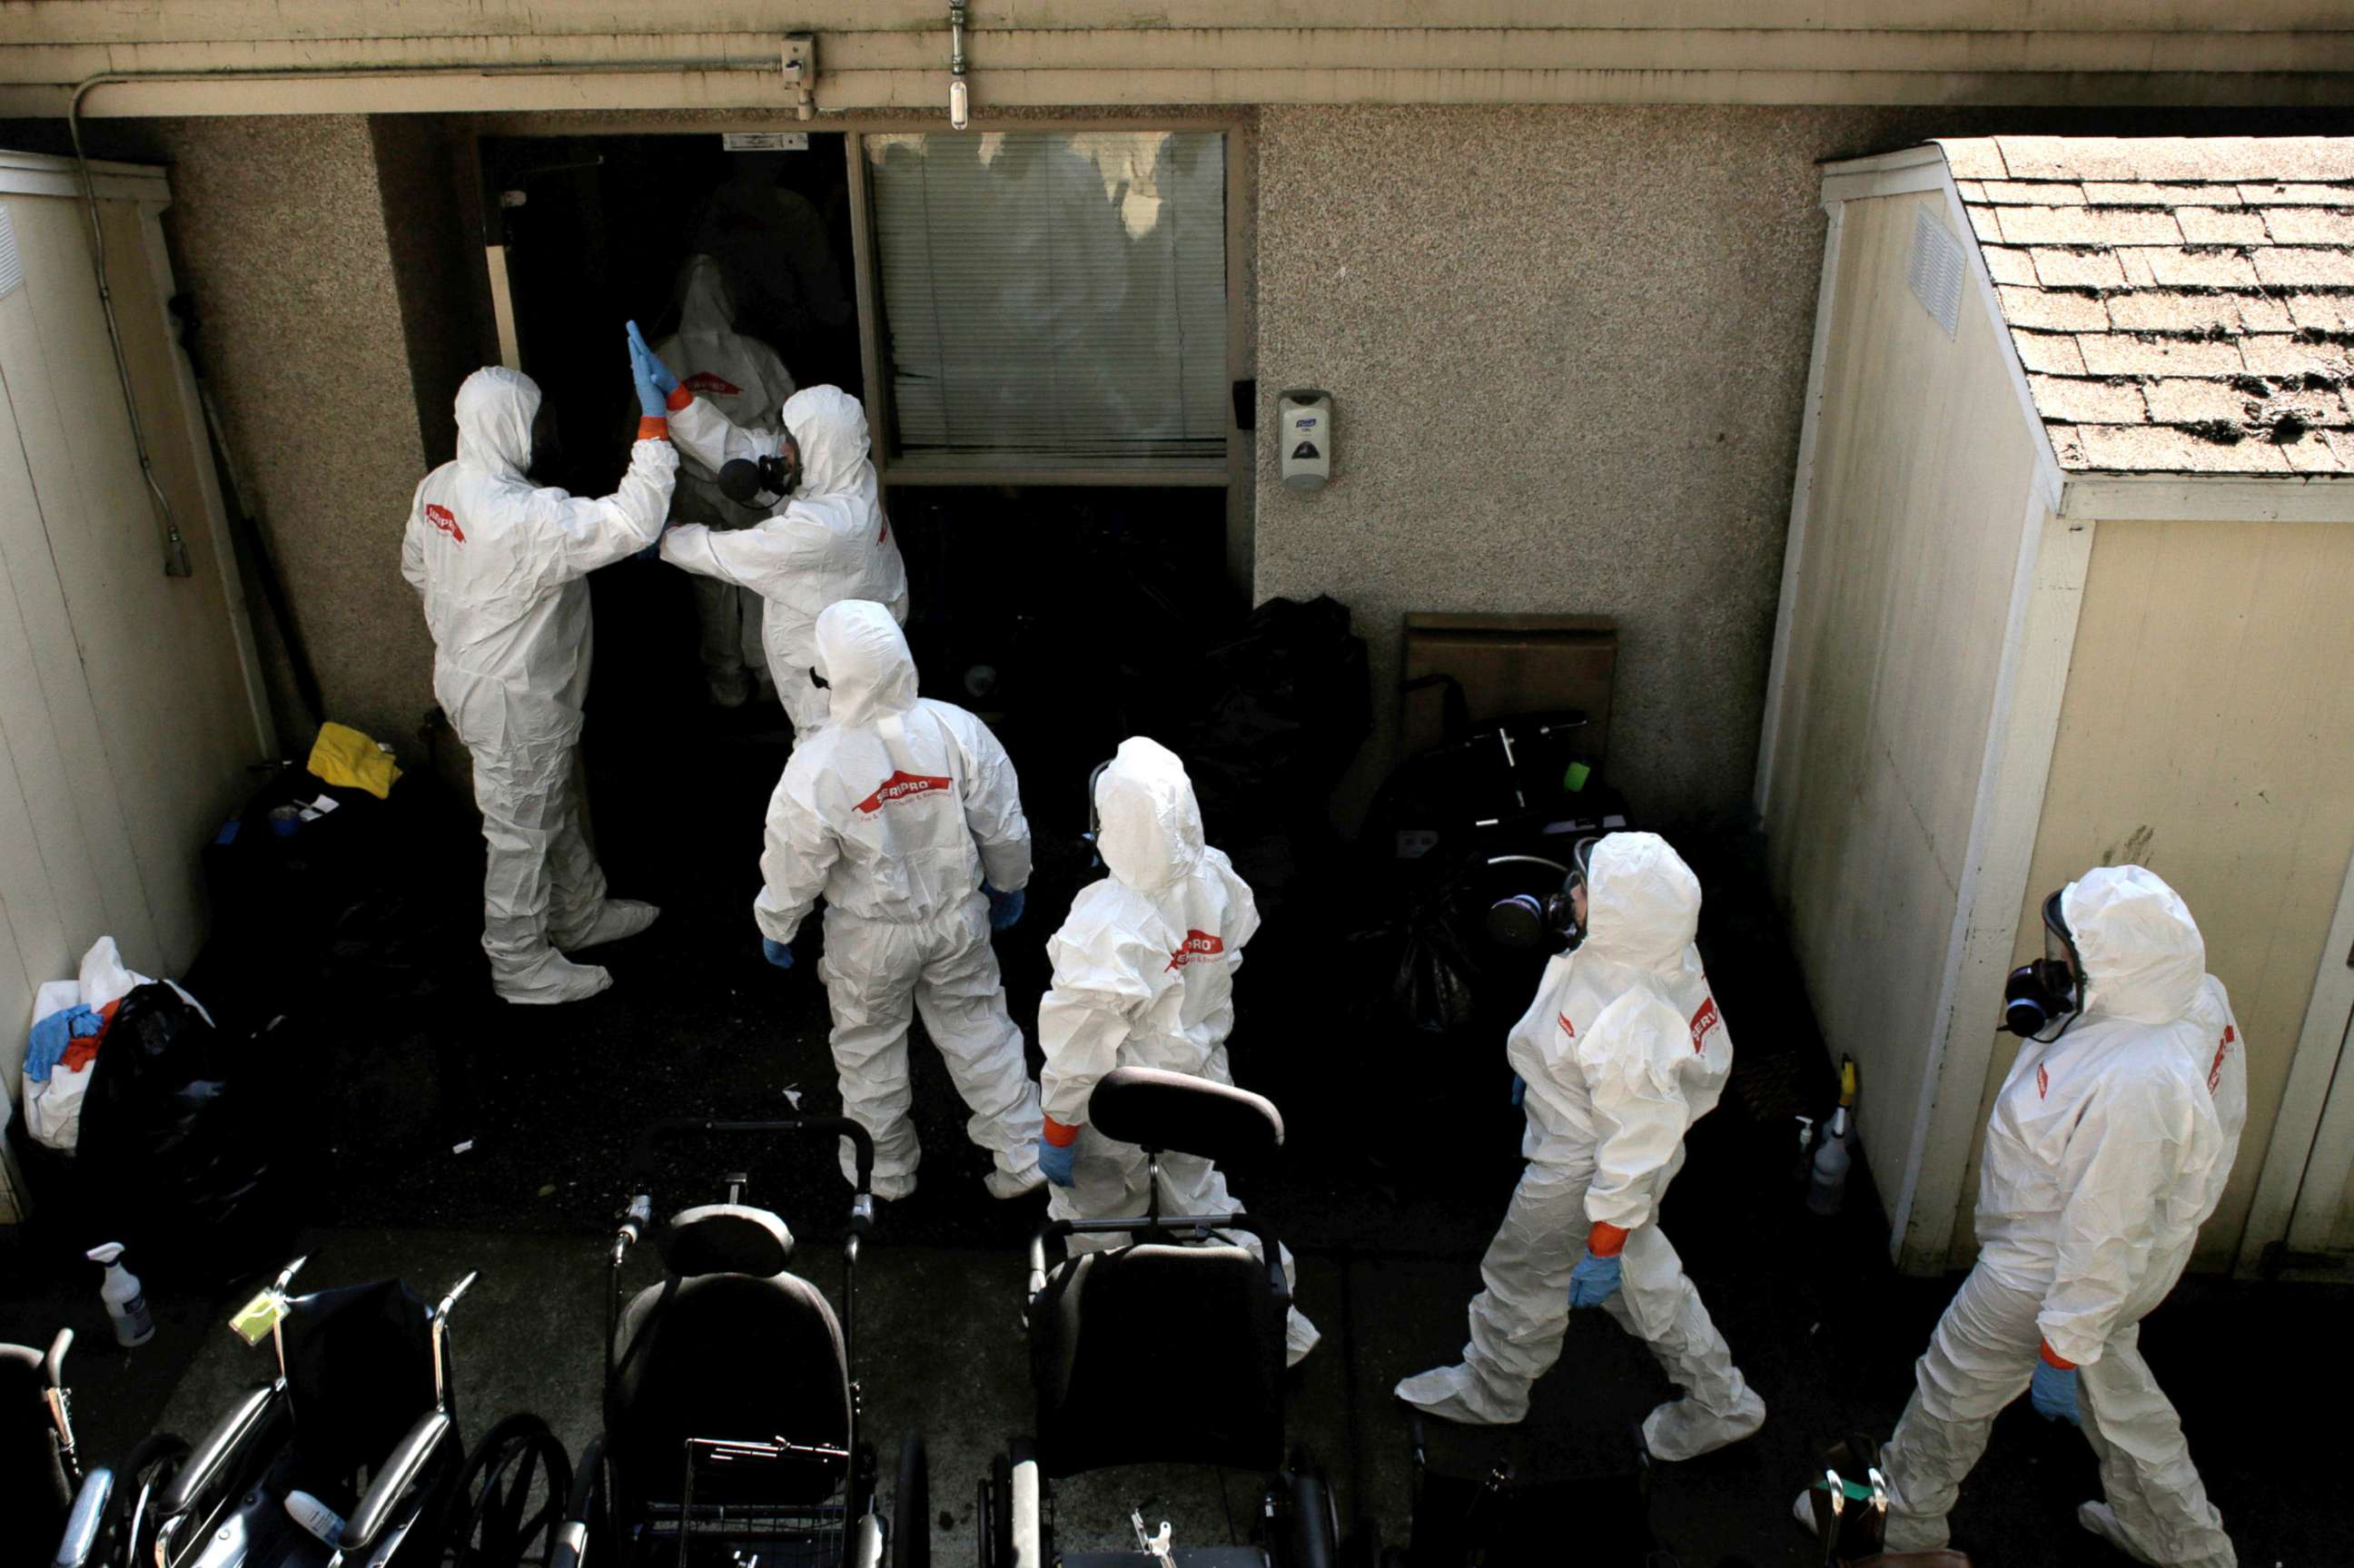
[1042,1116,1082,1148]
[636,416,670,440]
[2039,1340,2075,1371]
[666,384,694,412]
[1587,1222,1629,1258]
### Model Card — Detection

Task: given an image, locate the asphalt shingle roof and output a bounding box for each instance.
[1936,137,2354,475]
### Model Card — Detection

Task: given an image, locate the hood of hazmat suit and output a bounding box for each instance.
[659,385,909,723]
[754,600,1029,940]
[655,255,796,530]
[1501,832,1730,1230]
[1037,737,1261,1128]
[1976,863,2248,1367]
[403,366,678,749]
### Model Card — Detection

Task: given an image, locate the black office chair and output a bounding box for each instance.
[981,1068,1337,1568]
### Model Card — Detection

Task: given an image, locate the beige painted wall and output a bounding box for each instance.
[1953,516,2354,1271]
[0,177,266,1096]
[1251,104,1928,825]
[149,114,440,754]
[1758,187,2043,1221]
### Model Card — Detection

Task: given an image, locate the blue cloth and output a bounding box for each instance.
[2029,1359,2081,1426]
[761,938,796,971]
[25,1004,102,1084]
[1567,1248,1624,1309]
[626,319,678,415]
[1510,1073,1526,1108]
[1037,1135,1077,1188]
[984,885,1025,931]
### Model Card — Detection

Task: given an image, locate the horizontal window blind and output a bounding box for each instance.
[865,131,1228,468]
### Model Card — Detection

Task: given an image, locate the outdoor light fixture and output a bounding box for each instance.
[949,3,970,129]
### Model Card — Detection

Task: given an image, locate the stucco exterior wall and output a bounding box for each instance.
[1253,104,1922,823]
[152,113,438,754]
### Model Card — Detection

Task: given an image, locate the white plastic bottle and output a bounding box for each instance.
[86,1243,155,1347]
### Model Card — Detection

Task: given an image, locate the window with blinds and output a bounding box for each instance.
[865,130,1229,471]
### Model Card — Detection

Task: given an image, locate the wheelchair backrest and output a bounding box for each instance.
[281,1279,439,1483]
[1029,1242,1284,1480]
[0,1340,72,1534]
[608,1270,851,1508]
[1088,1067,1284,1173]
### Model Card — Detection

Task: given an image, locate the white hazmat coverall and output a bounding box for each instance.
[1396,832,1765,1456]
[757,599,1043,1199]
[402,367,677,1004]
[652,256,796,706]
[1038,736,1321,1366]
[1878,864,2245,1565]
[658,384,908,735]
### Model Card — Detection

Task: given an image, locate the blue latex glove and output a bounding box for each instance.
[25,1005,101,1084]
[761,938,796,971]
[1510,1073,1526,1108]
[2029,1358,2081,1426]
[1037,1135,1078,1188]
[1567,1248,1624,1309]
[984,885,1025,930]
[626,319,678,417]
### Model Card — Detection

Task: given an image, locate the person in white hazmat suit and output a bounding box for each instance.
[1810,864,2246,1565]
[1034,737,1322,1366]
[402,364,678,1004]
[628,324,907,737]
[650,255,796,708]
[756,598,1043,1200]
[1396,832,1766,1457]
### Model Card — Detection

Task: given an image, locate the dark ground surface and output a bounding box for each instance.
[5,646,2348,1567]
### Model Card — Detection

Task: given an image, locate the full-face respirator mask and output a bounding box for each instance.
[1484,837,1600,953]
[717,441,800,513]
[2001,890,2083,1041]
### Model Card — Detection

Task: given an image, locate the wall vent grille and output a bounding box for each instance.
[1908,206,1963,340]
[0,206,22,301]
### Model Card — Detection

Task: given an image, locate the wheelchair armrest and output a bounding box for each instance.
[161,1385,280,1517]
[342,1411,454,1551]
[52,1467,112,1568]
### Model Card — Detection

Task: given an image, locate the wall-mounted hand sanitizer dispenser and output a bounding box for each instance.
[1279,388,1331,492]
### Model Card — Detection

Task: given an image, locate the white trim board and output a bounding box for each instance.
[0,149,168,204]
[2060,474,2354,525]
[2238,846,2354,1272]
[1752,193,1845,824]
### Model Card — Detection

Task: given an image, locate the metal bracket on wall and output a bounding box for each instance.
[782,35,816,121]
[948,4,971,129]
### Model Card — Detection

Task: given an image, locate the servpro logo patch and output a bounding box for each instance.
[1688,996,1722,1054]
[424,503,464,543]
[854,770,951,814]
[2037,1064,2051,1099]
[2208,1024,2234,1092]
[684,371,742,396]
[1167,931,1226,971]
[1557,1012,1577,1040]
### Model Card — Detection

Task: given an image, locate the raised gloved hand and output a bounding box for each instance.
[1039,1118,1081,1188]
[1510,1073,1526,1108]
[761,938,796,972]
[984,884,1025,930]
[626,319,679,417]
[25,1004,102,1084]
[2030,1346,2081,1426]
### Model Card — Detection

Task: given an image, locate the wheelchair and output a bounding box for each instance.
[976,1067,1339,1568]
[145,1256,484,1568]
[7,1325,191,1568]
[550,1116,925,1568]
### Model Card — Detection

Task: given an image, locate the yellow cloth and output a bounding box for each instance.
[306,721,402,799]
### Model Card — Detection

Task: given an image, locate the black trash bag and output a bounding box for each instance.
[72,983,295,1282]
[1390,904,1479,1037]
[1185,596,1370,838]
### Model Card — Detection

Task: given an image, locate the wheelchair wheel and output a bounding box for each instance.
[110,1433,191,1568]
[440,1413,571,1568]
[894,1433,928,1568]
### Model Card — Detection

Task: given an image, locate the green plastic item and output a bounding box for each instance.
[1564,761,1591,793]
[229,1289,285,1347]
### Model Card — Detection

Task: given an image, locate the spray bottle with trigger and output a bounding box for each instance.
[86,1243,155,1347]
[1807,1057,1860,1217]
